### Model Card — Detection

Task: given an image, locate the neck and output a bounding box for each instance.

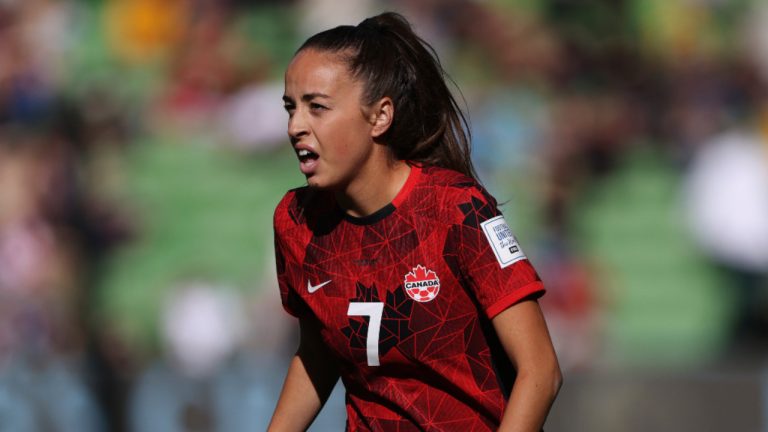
[335,159,411,218]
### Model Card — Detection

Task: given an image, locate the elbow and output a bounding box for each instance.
[516,360,562,401]
[539,358,563,400]
[551,365,563,399]
[545,350,563,399]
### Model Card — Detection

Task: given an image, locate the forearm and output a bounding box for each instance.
[491,300,562,432]
[498,366,562,432]
[268,354,330,431]
[269,317,341,432]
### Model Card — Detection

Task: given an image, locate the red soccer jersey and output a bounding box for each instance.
[273,165,545,431]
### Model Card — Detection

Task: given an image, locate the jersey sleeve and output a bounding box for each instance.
[444,186,544,319]
[273,196,311,319]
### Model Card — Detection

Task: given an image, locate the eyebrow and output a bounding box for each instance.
[282,92,332,103]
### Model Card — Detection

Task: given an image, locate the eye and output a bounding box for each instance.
[309,102,327,112]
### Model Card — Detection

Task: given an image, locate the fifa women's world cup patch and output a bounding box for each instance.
[403,265,440,302]
[480,215,527,268]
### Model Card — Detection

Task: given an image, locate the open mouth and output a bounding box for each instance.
[297,148,319,163]
[296,148,320,175]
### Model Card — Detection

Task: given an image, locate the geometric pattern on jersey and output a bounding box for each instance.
[274,165,545,431]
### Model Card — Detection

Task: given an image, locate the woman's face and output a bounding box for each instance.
[283,49,378,190]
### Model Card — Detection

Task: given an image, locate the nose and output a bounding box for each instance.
[287,109,308,142]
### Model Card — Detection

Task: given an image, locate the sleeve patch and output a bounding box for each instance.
[480,215,527,268]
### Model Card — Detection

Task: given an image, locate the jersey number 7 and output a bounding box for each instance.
[347,302,384,366]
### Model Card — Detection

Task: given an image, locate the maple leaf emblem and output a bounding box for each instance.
[404,265,437,283]
[403,265,440,302]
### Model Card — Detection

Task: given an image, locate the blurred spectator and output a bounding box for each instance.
[161,282,245,379]
[297,0,375,38]
[745,1,768,85]
[217,82,285,152]
[103,0,187,65]
[130,281,246,432]
[683,130,768,345]
[0,118,114,431]
[13,0,76,87]
[148,0,288,153]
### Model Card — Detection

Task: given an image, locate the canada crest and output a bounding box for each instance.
[403,265,440,302]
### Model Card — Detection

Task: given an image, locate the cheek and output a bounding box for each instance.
[322,118,370,157]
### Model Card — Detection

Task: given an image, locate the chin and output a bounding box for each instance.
[306,176,328,190]
[306,175,343,191]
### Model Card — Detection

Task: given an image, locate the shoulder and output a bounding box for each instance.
[273,186,339,235]
[274,186,313,233]
[273,187,302,233]
[417,166,500,220]
[419,166,493,198]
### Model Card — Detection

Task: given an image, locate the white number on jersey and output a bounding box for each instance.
[347,302,384,366]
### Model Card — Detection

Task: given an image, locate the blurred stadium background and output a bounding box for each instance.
[0,0,767,431]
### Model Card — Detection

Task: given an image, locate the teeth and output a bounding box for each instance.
[298,149,310,157]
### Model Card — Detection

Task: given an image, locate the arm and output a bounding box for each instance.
[268,317,341,431]
[494,299,562,432]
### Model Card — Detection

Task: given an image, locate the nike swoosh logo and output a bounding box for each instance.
[307,279,332,293]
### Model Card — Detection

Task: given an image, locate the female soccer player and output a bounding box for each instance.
[269,12,562,431]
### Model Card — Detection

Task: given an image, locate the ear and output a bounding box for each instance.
[369,97,394,138]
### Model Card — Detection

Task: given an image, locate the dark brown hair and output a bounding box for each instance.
[298,12,478,182]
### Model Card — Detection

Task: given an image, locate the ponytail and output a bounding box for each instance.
[298,12,478,182]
